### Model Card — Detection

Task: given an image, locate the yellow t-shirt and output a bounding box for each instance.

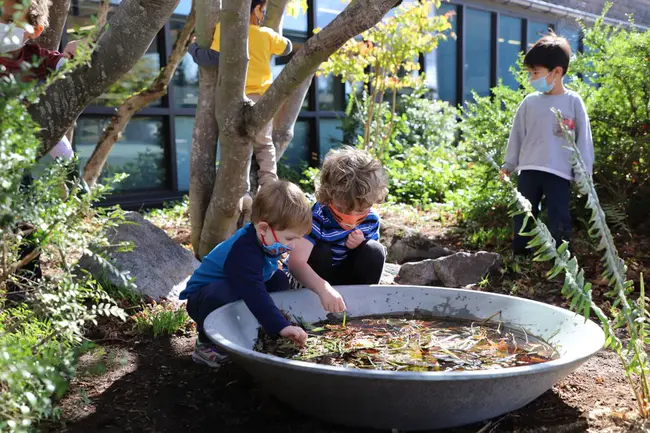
[211,23,289,95]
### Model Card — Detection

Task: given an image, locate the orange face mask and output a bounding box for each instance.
[329,203,369,229]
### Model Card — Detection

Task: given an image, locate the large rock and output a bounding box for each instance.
[380,222,453,265]
[78,211,199,301]
[396,252,502,288]
[380,263,401,285]
[395,260,437,286]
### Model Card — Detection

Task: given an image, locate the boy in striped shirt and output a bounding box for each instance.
[288,147,388,312]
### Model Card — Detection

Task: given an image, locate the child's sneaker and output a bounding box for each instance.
[192,341,229,368]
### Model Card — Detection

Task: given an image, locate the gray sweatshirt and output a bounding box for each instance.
[503,89,595,181]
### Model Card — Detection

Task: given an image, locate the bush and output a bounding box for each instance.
[0,32,130,432]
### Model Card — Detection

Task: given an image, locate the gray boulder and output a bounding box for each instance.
[396,252,501,288]
[395,260,438,286]
[380,263,401,285]
[380,222,453,265]
[78,211,199,302]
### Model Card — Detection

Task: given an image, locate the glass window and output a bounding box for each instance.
[316,0,345,28]
[278,120,309,172]
[171,13,199,108]
[75,117,167,192]
[464,8,492,103]
[283,6,308,33]
[319,118,343,161]
[498,16,523,90]
[174,117,194,192]
[427,3,457,105]
[318,74,346,111]
[527,21,551,48]
[555,21,581,56]
[173,0,192,16]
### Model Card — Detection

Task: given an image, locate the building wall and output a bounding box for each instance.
[549,0,650,26]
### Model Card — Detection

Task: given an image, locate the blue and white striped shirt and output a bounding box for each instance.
[306,202,381,265]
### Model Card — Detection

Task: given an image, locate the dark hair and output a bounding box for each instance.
[524,31,572,76]
[251,0,267,13]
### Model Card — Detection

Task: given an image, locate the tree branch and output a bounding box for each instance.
[29,0,182,156]
[39,0,71,51]
[265,0,290,33]
[82,5,197,188]
[246,0,397,135]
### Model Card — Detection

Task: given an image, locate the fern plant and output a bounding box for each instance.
[476,107,650,417]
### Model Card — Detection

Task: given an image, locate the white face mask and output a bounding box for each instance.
[0,23,26,54]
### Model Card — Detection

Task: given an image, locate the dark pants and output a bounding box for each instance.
[513,170,571,255]
[185,271,290,344]
[308,240,386,285]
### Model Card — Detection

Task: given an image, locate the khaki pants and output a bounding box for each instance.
[247,93,278,191]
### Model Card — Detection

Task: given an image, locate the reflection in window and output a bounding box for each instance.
[427,3,457,105]
[278,120,309,175]
[283,5,308,33]
[527,21,550,48]
[171,15,199,108]
[318,74,346,111]
[319,118,343,161]
[75,117,167,192]
[498,16,522,90]
[316,0,344,28]
[464,8,492,103]
[174,0,192,16]
[175,117,193,192]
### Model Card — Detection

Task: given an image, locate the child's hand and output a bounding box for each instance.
[280,325,308,346]
[499,168,510,181]
[345,229,365,249]
[63,40,79,57]
[319,283,346,312]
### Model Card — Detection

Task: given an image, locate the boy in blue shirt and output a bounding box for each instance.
[501,32,594,255]
[180,180,312,368]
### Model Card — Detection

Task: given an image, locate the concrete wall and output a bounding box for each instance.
[547,0,650,26]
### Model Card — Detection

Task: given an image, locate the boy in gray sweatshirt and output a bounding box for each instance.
[501,32,595,255]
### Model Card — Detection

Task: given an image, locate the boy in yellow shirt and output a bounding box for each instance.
[189,0,293,191]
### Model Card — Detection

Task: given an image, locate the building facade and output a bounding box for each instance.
[63,0,650,207]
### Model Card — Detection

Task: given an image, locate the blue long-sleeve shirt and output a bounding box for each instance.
[179,223,290,335]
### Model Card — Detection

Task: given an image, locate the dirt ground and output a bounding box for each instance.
[46,205,650,433]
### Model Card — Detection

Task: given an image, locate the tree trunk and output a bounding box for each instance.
[83,5,197,188]
[191,0,398,255]
[196,0,251,257]
[29,0,182,155]
[39,0,71,51]
[189,0,221,257]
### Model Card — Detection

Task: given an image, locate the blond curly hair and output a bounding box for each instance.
[316,146,388,213]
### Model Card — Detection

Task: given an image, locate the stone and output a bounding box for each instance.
[433,252,502,288]
[78,211,199,302]
[395,260,438,286]
[395,251,502,288]
[380,222,453,265]
[380,263,401,285]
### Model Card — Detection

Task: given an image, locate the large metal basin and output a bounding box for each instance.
[204,285,604,431]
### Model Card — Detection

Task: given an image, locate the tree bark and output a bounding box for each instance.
[196,0,251,257]
[39,0,71,51]
[29,0,182,156]
[189,0,221,258]
[82,5,197,188]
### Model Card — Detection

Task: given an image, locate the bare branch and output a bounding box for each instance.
[265,0,290,33]
[246,0,397,135]
[83,5,197,188]
[29,0,182,155]
[95,0,111,38]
